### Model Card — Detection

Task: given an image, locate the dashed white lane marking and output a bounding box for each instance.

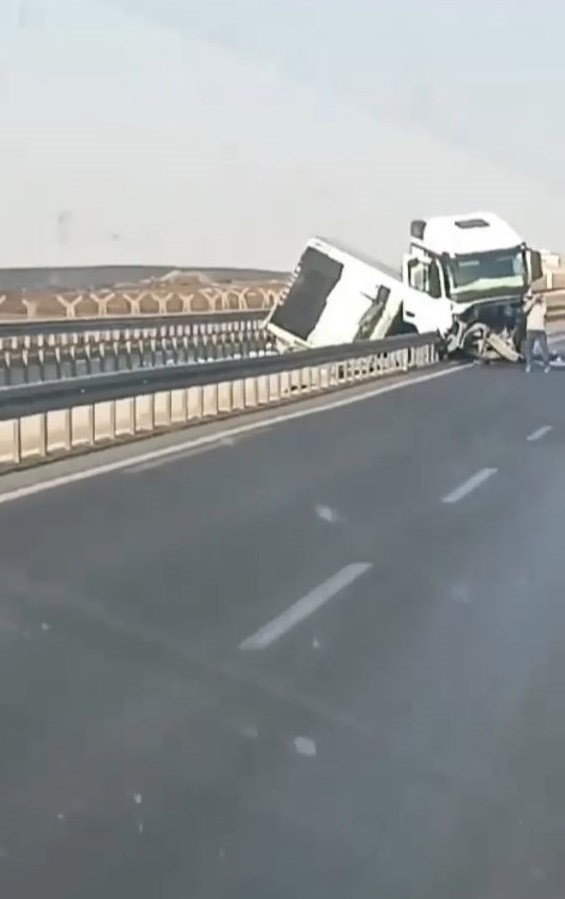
[315,505,339,524]
[442,468,498,505]
[0,364,470,507]
[239,562,372,651]
[527,425,552,443]
[294,736,317,757]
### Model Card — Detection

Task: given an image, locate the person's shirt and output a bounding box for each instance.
[526,294,547,332]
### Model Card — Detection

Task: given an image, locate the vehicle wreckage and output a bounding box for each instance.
[265,211,562,363]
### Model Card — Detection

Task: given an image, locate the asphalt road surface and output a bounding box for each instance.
[1,360,565,897]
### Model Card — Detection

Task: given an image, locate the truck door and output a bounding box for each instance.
[402,255,453,335]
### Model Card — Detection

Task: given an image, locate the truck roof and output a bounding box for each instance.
[415,212,524,257]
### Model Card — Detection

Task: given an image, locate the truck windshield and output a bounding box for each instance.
[446,248,526,301]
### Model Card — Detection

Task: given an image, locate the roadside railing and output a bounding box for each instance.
[0,333,440,470]
[0,313,270,384]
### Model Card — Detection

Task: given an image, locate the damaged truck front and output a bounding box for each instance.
[402,213,543,362]
[265,212,545,363]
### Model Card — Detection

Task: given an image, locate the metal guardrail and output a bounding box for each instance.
[0,314,271,384]
[0,310,263,337]
[0,333,440,469]
[1,297,563,386]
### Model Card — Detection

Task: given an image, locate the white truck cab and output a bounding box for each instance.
[401,212,542,354]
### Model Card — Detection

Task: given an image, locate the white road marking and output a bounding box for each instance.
[442,468,498,505]
[293,736,317,758]
[240,724,259,740]
[239,562,372,651]
[0,363,470,507]
[315,505,339,524]
[527,425,552,442]
[127,442,226,473]
[127,434,239,473]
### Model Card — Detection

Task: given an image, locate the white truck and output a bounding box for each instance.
[265,211,545,362]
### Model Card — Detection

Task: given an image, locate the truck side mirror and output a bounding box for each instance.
[529,249,543,282]
[429,260,441,298]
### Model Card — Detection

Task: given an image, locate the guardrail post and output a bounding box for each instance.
[109,400,117,440]
[163,390,173,426]
[245,377,257,408]
[70,345,77,378]
[171,336,180,365]
[39,413,47,458]
[37,347,45,382]
[64,409,72,452]
[4,350,11,386]
[54,346,62,380]
[12,420,21,465]
[87,406,95,446]
[21,348,29,383]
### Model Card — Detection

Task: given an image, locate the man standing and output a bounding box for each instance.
[523,288,550,373]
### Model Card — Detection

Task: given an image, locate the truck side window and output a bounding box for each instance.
[428,260,441,298]
[408,259,429,293]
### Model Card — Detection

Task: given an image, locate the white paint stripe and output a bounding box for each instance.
[527,425,552,442]
[127,436,236,473]
[126,445,219,473]
[442,468,498,505]
[239,562,372,651]
[0,363,470,507]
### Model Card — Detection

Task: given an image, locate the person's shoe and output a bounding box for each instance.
[544,364,551,373]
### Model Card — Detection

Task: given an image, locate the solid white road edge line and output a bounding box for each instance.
[442,468,498,505]
[239,563,372,651]
[126,436,237,473]
[527,425,552,443]
[0,363,471,507]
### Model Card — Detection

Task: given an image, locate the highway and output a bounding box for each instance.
[0,359,565,897]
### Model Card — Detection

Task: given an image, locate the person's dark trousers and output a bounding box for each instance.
[525,330,550,369]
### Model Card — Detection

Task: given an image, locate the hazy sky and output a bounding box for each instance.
[0,0,563,268]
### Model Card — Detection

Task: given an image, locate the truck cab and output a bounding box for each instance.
[401,212,543,357]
